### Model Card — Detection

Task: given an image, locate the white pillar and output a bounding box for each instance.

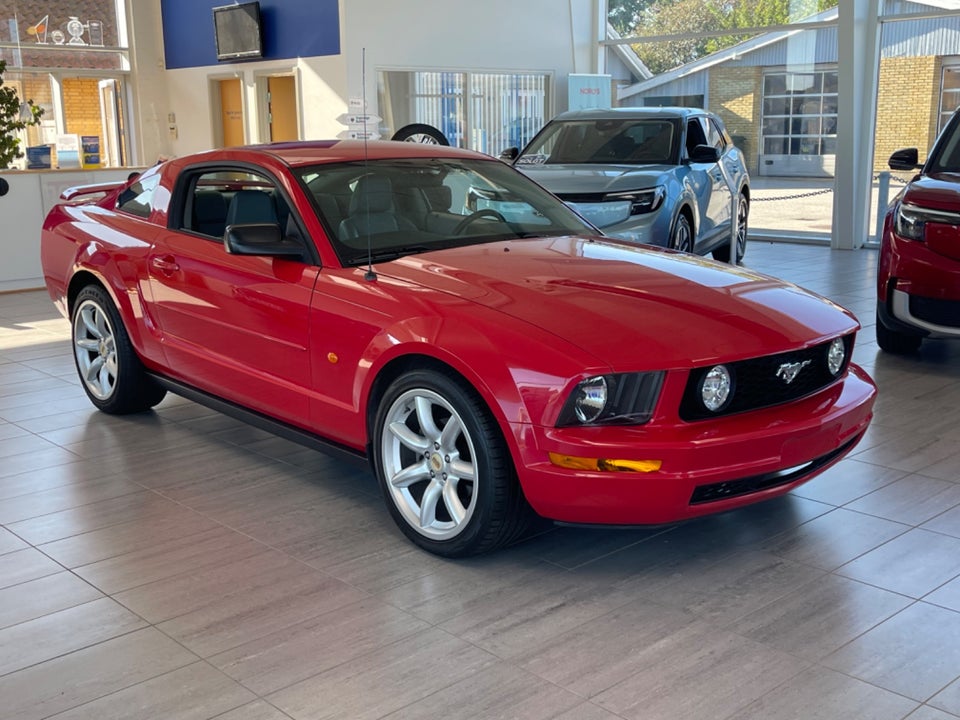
[832,0,880,250]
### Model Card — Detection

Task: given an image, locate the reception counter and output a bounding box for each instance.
[0,168,141,292]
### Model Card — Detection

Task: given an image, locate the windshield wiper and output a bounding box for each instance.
[349,246,433,265]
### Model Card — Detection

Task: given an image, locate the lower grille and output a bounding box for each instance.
[909,295,960,328]
[689,434,860,505]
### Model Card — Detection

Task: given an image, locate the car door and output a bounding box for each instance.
[145,166,319,426]
[684,116,732,251]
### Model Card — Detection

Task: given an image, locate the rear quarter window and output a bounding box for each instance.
[117,173,160,218]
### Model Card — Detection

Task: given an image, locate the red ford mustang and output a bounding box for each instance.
[41,140,876,556]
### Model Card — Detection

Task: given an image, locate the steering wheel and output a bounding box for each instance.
[452,209,508,235]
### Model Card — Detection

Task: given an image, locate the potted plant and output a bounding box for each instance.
[0,60,45,169]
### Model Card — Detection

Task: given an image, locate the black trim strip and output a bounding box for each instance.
[149,374,369,468]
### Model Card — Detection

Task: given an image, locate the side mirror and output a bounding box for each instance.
[224,223,304,259]
[888,148,921,171]
[689,144,721,164]
[0,177,8,197]
[499,147,519,163]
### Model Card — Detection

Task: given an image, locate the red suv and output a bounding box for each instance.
[878,110,960,353]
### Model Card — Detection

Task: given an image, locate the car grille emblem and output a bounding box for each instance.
[776,360,812,384]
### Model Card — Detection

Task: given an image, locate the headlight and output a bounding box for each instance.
[700,365,733,413]
[893,203,926,241]
[893,202,960,241]
[557,372,665,426]
[826,337,846,376]
[606,185,666,215]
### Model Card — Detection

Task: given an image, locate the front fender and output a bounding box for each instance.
[357,305,610,458]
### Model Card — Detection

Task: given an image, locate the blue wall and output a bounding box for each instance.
[160,0,340,69]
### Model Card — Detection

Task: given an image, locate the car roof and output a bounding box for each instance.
[186,140,493,168]
[550,107,705,122]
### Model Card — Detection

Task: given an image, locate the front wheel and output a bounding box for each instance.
[372,369,531,556]
[712,194,749,263]
[71,285,166,414]
[876,311,922,354]
[670,213,693,253]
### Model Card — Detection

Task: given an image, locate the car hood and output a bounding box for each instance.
[517,163,672,195]
[379,237,858,370]
[903,173,960,213]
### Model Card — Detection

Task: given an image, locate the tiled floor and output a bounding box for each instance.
[1,241,959,720]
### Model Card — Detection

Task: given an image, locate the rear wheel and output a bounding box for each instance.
[71,285,166,413]
[876,311,922,354]
[372,368,530,556]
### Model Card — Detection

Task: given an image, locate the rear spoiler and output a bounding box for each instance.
[60,181,125,201]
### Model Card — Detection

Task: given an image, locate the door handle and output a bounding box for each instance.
[151,255,180,275]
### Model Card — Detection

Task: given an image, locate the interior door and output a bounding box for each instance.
[267,76,299,142]
[219,78,245,148]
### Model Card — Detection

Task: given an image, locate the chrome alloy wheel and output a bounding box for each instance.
[73,299,119,401]
[380,388,479,540]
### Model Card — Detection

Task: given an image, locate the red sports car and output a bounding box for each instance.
[879,109,960,353]
[41,140,876,557]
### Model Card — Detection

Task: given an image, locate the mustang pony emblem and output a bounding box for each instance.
[776,359,812,384]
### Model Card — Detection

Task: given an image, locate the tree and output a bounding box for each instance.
[631,0,725,75]
[608,0,658,35]
[0,60,44,169]
[631,0,839,75]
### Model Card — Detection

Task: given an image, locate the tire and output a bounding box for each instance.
[372,368,531,557]
[391,123,449,146]
[713,193,749,263]
[71,285,167,414]
[876,311,922,354]
[671,212,693,253]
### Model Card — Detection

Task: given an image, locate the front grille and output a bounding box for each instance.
[679,336,853,422]
[689,434,861,505]
[909,296,960,328]
[556,192,608,203]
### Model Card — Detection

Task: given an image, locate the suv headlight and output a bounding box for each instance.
[893,202,960,241]
[893,202,927,241]
[606,186,666,215]
[557,372,665,426]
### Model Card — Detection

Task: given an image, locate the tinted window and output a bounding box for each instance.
[517,118,680,165]
[117,173,160,218]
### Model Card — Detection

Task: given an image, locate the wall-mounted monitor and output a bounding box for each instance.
[213,2,263,61]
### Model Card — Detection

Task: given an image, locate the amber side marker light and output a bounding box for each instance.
[549,452,662,473]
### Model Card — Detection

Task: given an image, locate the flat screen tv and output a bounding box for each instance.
[213,2,263,61]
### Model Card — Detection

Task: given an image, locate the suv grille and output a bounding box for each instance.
[679,336,853,422]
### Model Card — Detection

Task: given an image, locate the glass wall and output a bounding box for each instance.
[614,6,839,241]
[0,0,131,169]
[378,70,550,155]
[868,2,960,244]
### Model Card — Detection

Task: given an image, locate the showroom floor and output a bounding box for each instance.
[2,242,960,720]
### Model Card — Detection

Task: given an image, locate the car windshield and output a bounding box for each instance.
[929,114,960,174]
[297,157,596,265]
[516,118,681,166]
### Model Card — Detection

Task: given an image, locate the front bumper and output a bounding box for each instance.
[880,223,960,338]
[511,364,876,525]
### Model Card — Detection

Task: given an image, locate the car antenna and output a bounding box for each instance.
[361,47,377,282]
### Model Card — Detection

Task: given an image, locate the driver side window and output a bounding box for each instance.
[178,169,296,243]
